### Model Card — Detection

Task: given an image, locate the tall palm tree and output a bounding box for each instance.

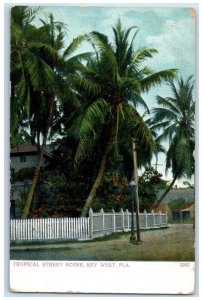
[152,76,195,206]
[11,7,87,218]
[11,7,60,218]
[71,19,177,215]
[22,18,89,218]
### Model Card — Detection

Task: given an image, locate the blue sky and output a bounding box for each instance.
[34,5,196,186]
[36,6,195,80]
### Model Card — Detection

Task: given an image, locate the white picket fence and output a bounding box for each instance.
[10,209,167,241]
[10,217,89,241]
[89,208,168,238]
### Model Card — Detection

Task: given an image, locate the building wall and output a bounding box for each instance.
[10,154,46,172]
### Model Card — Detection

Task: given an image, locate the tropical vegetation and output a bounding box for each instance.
[10,6,195,219]
[152,76,195,207]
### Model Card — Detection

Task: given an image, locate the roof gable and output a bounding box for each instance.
[10,142,53,157]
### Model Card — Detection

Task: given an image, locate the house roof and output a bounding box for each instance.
[174,201,194,212]
[157,188,195,203]
[11,142,37,154]
[10,142,53,157]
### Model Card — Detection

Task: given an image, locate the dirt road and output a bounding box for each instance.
[10,224,195,261]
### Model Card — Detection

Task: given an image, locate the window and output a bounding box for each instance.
[20,155,26,163]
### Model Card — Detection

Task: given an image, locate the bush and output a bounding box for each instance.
[15,167,35,181]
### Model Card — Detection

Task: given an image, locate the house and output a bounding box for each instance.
[154,188,195,223]
[172,201,195,223]
[10,142,55,173]
[10,142,57,218]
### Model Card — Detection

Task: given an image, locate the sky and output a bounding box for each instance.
[33,5,196,186]
[36,6,195,77]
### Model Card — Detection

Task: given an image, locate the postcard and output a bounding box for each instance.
[9,4,196,294]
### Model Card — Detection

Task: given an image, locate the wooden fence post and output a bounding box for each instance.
[159,211,162,226]
[144,209,148,229]
[89,208,93,238]
[112,209,116,232]
[126,209,130,231]
[121,208,124,231]
[152,209,155,227]
[100,208,105,234]
[165,210,168,225]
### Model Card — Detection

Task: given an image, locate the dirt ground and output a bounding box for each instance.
[10,224,195,261]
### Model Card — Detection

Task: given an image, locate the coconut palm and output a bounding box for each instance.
[71,19,177,215]
[23,19,90,218]
[11,7,88,218]
[10,7,57,140]
[152,76,195,206]
[11,7,59,218]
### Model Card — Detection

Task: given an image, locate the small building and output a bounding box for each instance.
[10,142,55,173]
[172,201,195,223]
[155,189,195,223]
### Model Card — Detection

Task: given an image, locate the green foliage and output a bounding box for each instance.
[152,76,195,180]
[138,167,163,211]
[91,171,131,211]
[183,181,195,189]
[168,198,186,210]
[14,167,35,181]
[10,11,181,216]
[33,171,91,217]
[71,19,177,174]
[15,182,31,215]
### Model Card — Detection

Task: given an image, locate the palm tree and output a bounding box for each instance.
[11,7,60,150]
[11,7,88,218]
[152,76,195,207]
[71,19,177,215]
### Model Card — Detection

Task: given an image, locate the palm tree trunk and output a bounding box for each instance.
[81,108,119,216]
[81,139,111,216]
[22,95,54,219]
[153,172,179,209]
[35,132,42,208]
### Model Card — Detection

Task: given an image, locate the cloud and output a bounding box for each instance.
[36,7,195,77]
[145,18,195,73]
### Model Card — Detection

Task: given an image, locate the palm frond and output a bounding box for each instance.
[130,92,150,113]
[131,48,158,65]
[156,95,180,115]
[89,31,119,82]
[63,35,86,58]
[139,66,154,76]
[156,123,177,143]
[11,6,40,27]
[123,103,155,151]
[79,98,108,138]
[149,120,171,132]
[73,98,109,169]
[140,69,177,92]
[152,107,177,123]
[74,135,97,170]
